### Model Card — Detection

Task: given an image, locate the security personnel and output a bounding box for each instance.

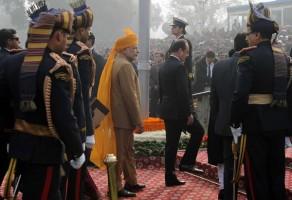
[0,29,22,194]
[66,0,95,199]
[2,4,85,199]
[231,2,290,199]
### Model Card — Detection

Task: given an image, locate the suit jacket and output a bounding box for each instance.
[231,41,290,134]
[210,53,239,136]
[193,56,217,93]
[111,54,142,129]
[0,48,10,63]
[166,35,193,78]
[90,48,105,102]
[159,56,191,120]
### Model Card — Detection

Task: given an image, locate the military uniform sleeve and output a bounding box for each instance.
[72,66,86,142]
[231,54,253,127]
[118,63,143,127]
[176,65,191,117]
[51,67,83,159]
[78,53,94,136]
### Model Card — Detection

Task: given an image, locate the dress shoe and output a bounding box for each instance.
[165,176,186,187]
[124,183,146,192]
[179,164,204,174]
[218,189,224,200]
[118,189,136,197]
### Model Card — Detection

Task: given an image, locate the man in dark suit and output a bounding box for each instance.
[159,39,204,187]
[193,50,216,93]
[166,17,205,174]
[150,51,164,117]
[208,33,248,200]
[231,3,291,199]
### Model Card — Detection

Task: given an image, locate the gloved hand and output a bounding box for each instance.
[86,135,95,149]
[230,126,242,144]
[70,153,86,169]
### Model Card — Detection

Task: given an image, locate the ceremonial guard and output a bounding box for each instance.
[1,2,85,199]
[231,2,291,199]
[66,0,97,199]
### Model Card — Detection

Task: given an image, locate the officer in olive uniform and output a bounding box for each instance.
[231,3,291,199]
[1,6,85,199]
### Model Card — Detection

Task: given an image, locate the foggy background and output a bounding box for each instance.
[0,0,272,50]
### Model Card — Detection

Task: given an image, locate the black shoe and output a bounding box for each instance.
[165,175,186,187]
[218,189,224,200]
[179,164,204,174]
[118,189,136,197]
[124,183,146,192]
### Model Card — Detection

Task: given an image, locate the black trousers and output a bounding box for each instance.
[244,132,286,200]
[164,117,204,175]
[0,134,9,186]
[21,162,62,200]
[222,136,237,200]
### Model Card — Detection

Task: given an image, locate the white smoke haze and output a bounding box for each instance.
[0,0,275,48]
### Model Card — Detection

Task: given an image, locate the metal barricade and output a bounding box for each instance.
[192,90,211,131]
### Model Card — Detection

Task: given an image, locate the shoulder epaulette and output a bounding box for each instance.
[237,46,257,65]
[76,41,90,54]
[49,52,73,81]
[272,45,285,54]
[9,48,26,55]
[62,52,78,66]
[239,46,257,55]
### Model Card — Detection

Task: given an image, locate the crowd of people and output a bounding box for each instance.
[0,0,292,200]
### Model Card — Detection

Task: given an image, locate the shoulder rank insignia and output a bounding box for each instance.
[49,52,74,79]
[238,55,250,65]
[62,52,78,66]
[76,41,90,54]
[239,46,257,55]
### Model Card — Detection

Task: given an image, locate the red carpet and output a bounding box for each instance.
[177,148,292,195]
[88,168,246,200]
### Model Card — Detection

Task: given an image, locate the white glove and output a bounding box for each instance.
[85,135,95,149]
[230,126,242,144]
[70,153,86,169]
